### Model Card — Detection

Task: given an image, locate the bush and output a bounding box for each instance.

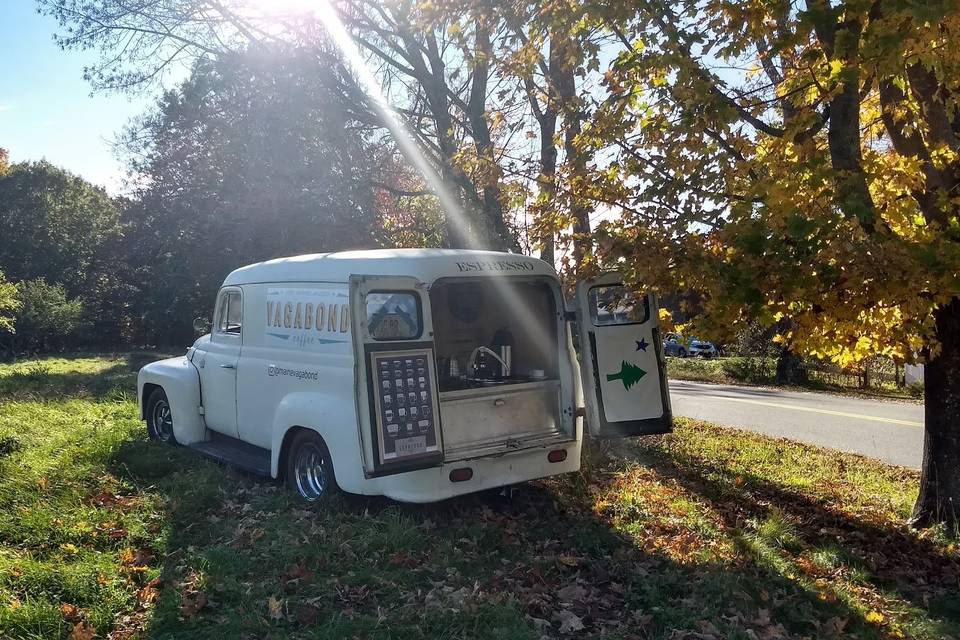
[6,279,87,353]
[0,270,19,334]
[721,357,776,385]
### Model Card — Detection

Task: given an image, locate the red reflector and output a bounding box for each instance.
[449,468,473,482]
[548,449,567,463]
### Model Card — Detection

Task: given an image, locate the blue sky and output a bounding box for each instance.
[0,1,154,194]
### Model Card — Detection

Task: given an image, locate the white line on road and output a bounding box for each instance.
[692,395,923,428]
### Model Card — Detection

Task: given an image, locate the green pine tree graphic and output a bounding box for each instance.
[606,360,647,391]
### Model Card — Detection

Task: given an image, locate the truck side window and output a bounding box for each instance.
[216,291,242,335]
[366,291,421,340]
[589,285,649,326]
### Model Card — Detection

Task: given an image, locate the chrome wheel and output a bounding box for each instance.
[293,442,328,501]
[150,398,174,443]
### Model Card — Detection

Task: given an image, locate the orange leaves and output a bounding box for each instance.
[177,570,208,618]
[179,590,208,617]
[60,602,82,622]
[60,604,95,640]
[67,622,96,640]
[137,577,163,606]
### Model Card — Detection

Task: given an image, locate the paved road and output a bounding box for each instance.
[669,380,924,468]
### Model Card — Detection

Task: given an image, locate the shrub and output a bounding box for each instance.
[721,357,776,385]
[7,279,87,353]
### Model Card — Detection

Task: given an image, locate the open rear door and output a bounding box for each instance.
[350,275,444,476]
[574,273,672,438]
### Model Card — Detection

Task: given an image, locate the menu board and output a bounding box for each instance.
[370,349,441,463]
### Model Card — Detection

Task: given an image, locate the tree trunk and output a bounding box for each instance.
[775,346,808,386]
[536,36,561,265]
[554,38,591,265]
[911,297,960,529]
[467,20,512,251]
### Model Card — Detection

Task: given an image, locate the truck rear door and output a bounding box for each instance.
[574,273,672,438]
[349,275,444,476]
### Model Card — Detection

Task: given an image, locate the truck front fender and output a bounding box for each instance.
[138,356,206,445]
[271,392,363,489]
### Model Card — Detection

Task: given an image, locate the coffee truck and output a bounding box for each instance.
[137,249,671,502]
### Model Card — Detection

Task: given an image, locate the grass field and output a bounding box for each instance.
[0,355,956,639]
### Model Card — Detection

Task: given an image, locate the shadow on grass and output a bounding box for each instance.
[624,439,960,632]
[105,437,903,640]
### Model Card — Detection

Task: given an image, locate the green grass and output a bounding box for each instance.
[666,356,919,400]
[0,354,956,639]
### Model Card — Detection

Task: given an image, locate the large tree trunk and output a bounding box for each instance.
[534,35,562,265]
[911,297,960,529]
[775,346,808,386]
[467,21,512,251]
[553,38,591,265]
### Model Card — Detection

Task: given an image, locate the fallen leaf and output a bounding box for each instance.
[267,595,284,621]
[180,591,208,617]
[697,620,720,635]
[137,578,163,605]
[557,583,588,602]
[60,602,82,622]
[865,610,885,624]
[819,616,848,637]
[552,609,585,633]
[283,563,316,584]
[557,554,581,567]
[295,604,320,626]
[67,621,96,640]
[131,548,154,566]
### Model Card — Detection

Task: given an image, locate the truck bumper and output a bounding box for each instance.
[361,438,582,503]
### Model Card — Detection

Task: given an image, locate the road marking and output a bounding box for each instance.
[689,395,923,427]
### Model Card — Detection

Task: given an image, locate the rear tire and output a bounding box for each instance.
[285,431,338,502]
[146,388,177,444]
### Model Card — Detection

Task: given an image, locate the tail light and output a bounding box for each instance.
[449,467,473,482]
[548,449,567,463]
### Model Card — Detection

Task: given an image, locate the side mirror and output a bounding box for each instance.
[193,316,211,334]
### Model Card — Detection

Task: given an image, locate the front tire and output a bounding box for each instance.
[679,348,687,358]
[285,431,338,502]
[146,388,177,444]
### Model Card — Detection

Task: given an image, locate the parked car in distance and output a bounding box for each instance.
[663,332,687,358]
[688,339,719,358]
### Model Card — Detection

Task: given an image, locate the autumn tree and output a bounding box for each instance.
[586,0,960,526]
[488,0,600,266]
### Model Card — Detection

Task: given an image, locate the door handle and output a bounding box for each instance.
[220,363,236,369]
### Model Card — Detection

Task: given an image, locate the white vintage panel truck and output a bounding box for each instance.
[137,249,671,502]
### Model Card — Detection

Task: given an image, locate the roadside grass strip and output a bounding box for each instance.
[0,355,956,639]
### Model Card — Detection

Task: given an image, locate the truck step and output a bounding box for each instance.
[188,433,272,477]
